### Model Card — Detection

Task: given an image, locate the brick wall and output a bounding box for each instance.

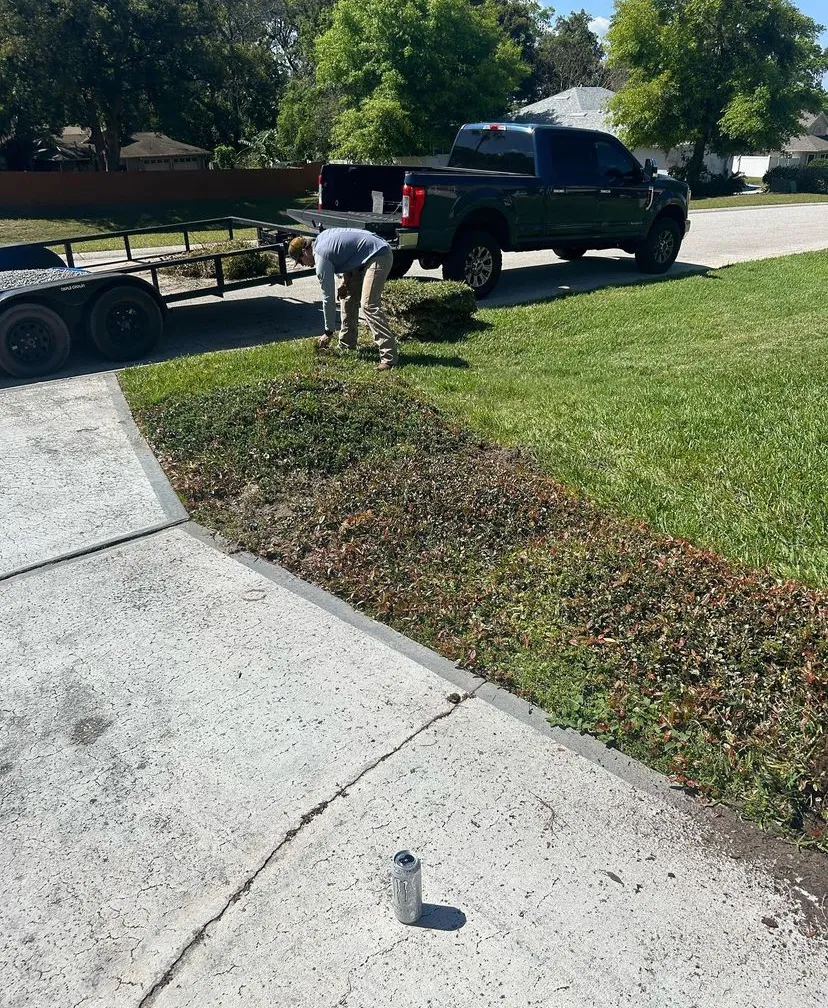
[0,164,321,209]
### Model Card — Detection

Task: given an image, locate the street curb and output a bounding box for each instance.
[183,520,701,819]
[104,372,189,524]
[690,201,828,213]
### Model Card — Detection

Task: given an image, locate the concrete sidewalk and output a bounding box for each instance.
[1,375,826,1007]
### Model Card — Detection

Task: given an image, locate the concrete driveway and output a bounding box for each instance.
[2,373,827,1007]
[1,202,826,388]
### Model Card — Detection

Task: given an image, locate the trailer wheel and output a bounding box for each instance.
[0,303,71,378]
[88,286,163,361]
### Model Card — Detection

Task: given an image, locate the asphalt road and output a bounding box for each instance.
[2,202,827,388]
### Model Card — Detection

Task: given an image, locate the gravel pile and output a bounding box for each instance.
[0,268,89,292]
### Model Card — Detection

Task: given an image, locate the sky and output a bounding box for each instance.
[545,1,828,52]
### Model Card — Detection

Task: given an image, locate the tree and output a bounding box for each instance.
[314,0,527,161]
[606,0,828,184]
[277,76,338,160]
[534,10,612,98]
[470,0,551,103]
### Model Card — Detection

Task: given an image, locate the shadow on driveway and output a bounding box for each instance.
[0,254,712,390]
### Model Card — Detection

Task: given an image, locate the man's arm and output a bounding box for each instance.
[315,255,337,334]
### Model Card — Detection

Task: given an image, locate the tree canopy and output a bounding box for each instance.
[314,0,527,161]
[606,0,828,182]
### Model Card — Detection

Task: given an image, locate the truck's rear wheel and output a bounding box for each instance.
[552,246,587,261]
[388,251,416,279]
[0,303,71,378]
[442,230,501,298]
[635,218,682,274]
[88,286,163,361]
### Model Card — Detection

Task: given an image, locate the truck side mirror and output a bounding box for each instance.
[644,158,657,178]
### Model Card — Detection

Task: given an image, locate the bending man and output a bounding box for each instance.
[289,228,400,371]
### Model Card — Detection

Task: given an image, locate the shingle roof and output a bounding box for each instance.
[510,87,616,133]
[120,133,211,158]
[783,133,828,154]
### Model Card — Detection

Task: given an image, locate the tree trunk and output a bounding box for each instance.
[88,115,107,173]
[102,109,121,172]
[685,135,708,186]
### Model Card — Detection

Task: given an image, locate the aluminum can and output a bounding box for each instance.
[390,850,422,924]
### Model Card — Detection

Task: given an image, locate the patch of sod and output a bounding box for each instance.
[134,369,828,848]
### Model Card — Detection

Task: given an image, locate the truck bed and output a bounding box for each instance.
[288,208,402,236]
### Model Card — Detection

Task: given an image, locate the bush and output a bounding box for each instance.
[381,279,476,340]
[670,166,747,198]
[764,160,828,194]
[166,241,276,282]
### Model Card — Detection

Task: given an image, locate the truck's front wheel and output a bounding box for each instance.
[443,230,502,298]
[635,218,682,274]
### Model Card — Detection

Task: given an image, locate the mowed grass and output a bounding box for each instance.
[123,251,828,588]
[0,194,315,252]
[692,191,828,209]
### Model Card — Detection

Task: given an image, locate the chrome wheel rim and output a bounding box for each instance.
[653,229,676,264]
[464,245,494,288]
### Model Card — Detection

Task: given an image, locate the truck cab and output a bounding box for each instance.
[290,123,691,297]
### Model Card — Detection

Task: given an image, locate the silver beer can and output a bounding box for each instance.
[390,850,423,924]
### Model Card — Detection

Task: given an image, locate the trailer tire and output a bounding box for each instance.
[442,229,501,298]
[0,303,71,378]
[389,252,416,279]
[88,285,163,361]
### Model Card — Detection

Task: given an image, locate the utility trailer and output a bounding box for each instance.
[0,217,314,379]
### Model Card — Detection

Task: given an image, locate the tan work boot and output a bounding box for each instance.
[376,360,396,371]
[316,334,332,350]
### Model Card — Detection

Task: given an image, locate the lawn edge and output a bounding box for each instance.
[182,517,828,920]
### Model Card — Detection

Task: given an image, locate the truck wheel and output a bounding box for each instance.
[635,218,682,274]
[388,252,416,279]
[442,230,502,298]
[0,303,71,378]
[88,286,163,361]
[552,246,587,261]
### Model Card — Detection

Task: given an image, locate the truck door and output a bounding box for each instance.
[539,130,604,239]
[594,137,651,237]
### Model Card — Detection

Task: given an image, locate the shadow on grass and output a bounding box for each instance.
[402,353,470,369]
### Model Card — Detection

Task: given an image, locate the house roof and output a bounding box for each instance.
[120,133,211,158]
[510,87,617,133]
[783,133,828,154]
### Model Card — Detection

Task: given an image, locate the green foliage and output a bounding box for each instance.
[534,10,613,100]
[315,0,528,161]
[607,0,828,184]
[382,279,477,340]
[668,167,747,198]
[765,160,828,194]
[212,145,239,169]
[276,75,337,161]
[166,242,277,282]
[135,370,828,847]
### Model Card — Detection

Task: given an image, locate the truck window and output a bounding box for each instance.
[449,128,536,175]
[540,131,599,186]
[595,138,642,184]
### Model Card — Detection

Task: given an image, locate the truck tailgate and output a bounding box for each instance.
[288,208,402,237]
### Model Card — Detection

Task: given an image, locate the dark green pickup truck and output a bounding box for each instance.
[289,122,691,297]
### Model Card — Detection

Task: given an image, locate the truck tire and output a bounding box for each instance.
[389,251,416,279]
[635,217,682,274]
[88,285,163,361]
[552,246,587,261]
[0,303,71,378]
[442,230,502,298]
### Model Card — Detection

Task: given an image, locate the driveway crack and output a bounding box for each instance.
[136,692,475,1007]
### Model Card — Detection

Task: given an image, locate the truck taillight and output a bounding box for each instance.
[401,184,426,227]
[318,173,323,210]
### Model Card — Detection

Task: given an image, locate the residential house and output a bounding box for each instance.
[509,87,732,175]
[732,112,828,177]
[31,128,211,172]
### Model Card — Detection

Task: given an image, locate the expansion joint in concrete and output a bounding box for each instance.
[136,693,475,1007]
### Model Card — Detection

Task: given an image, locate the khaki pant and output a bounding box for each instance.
[339,248,399,365]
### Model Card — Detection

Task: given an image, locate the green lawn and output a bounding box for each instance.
[123,251,828,588]
[0,194,314,252]
[692,191,828,209]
